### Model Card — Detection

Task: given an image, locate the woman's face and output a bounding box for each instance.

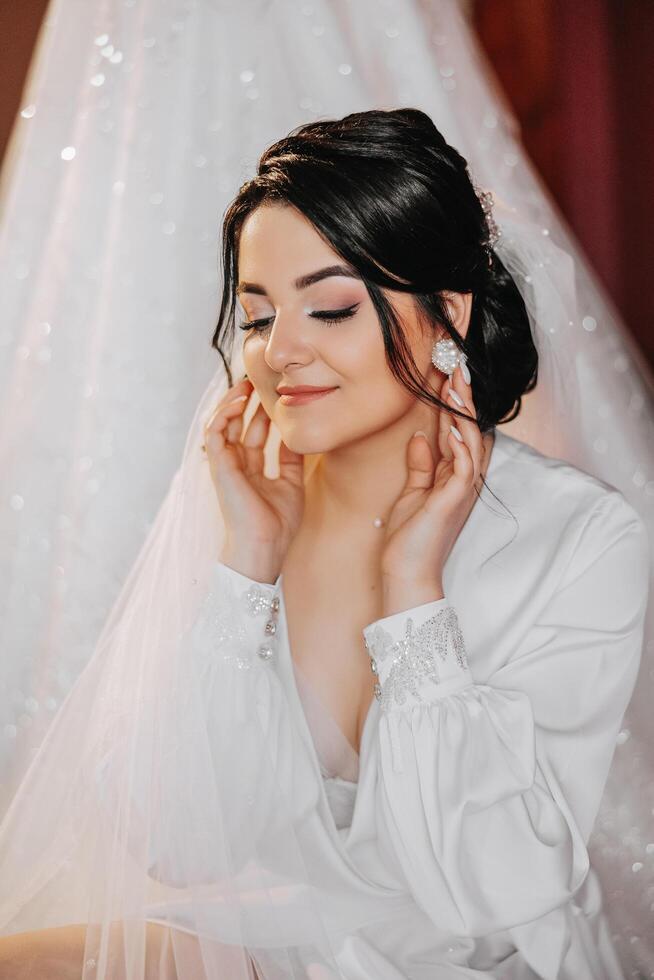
[236,202,467,456]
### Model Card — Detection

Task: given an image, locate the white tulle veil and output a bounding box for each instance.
[0,1,652,977]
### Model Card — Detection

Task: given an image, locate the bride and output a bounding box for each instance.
[0,108,648,980]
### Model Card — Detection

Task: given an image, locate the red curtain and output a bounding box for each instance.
[474,0,654,367]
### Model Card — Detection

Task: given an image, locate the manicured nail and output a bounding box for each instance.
[450,424,463,442]
[230,394,249,402]
[448,387,465,407]
[413,430,427,439]
[460,359,471,385]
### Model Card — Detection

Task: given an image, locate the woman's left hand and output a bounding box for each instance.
[379,365,494,590]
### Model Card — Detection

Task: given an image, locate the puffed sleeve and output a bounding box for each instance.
[189,559,283,714]
[363,492,650,940]
[95,559,312,887]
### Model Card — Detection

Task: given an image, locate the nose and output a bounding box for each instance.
[263,310,312,373]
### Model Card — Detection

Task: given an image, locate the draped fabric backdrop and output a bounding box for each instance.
[0,0,652,973]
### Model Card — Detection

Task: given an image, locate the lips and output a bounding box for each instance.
[277,386,337,395]
[278,387,337,406]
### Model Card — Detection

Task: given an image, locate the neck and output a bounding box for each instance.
[302,409,444,545]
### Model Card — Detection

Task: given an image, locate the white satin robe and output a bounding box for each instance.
[175,428,650,979]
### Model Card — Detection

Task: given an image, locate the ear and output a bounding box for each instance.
[441,291,473,340]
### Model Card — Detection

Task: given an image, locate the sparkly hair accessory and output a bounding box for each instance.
[468,169,502,265]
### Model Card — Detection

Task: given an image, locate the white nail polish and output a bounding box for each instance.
[450,424,463,443]
[448,387,465,407]
[460,359,471,385]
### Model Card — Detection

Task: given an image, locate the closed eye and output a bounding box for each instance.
[238,302,360,332]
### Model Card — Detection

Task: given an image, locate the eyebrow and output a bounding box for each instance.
[236,263,361,296]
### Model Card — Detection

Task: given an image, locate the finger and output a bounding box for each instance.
[220,375,253,407]
[225,411,245,446]
[448,365,477,424]
[225,385,257,444]
[278,438,306,488]
[226,395,248,437]
[215,396,250,444]
[204,416,239,478]
[437,374,455,462]
[404,430,436,491]
[239,399,272,477]
[447,367,483,483]
[207,378,254,427]
[204,404,255,509]
[445,380,472,420]
[446,422,475,486]
[241,397,270,446]
[204,396,250,462]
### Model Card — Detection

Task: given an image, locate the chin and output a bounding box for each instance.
[278,433,328,456]
[274,421,339,456]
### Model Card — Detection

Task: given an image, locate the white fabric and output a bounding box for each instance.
[0,0,653,976]
[293,659,361,784]
[138,427,648,978]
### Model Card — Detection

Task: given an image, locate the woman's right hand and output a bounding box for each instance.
[204,376,306,582]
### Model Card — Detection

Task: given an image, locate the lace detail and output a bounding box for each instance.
[366,606,468,712]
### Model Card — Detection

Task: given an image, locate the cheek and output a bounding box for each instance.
[351,376,415,426]
[241,339,256,373]
[240,337,282,420]
[327,310,387,378]
[333,315,410,405]
[241,335,268,380]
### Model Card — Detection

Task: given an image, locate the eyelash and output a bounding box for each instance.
[238,302,360,333]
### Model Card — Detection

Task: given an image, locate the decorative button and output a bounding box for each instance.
[373,682,382,700]
[370,657,378,674]
[243,584,282,662]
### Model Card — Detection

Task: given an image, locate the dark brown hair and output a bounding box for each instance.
[212,106,537,436]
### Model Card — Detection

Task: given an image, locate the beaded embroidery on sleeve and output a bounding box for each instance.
[190,566,280,671]
[365,606,469,713]
[244,580,281,661]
